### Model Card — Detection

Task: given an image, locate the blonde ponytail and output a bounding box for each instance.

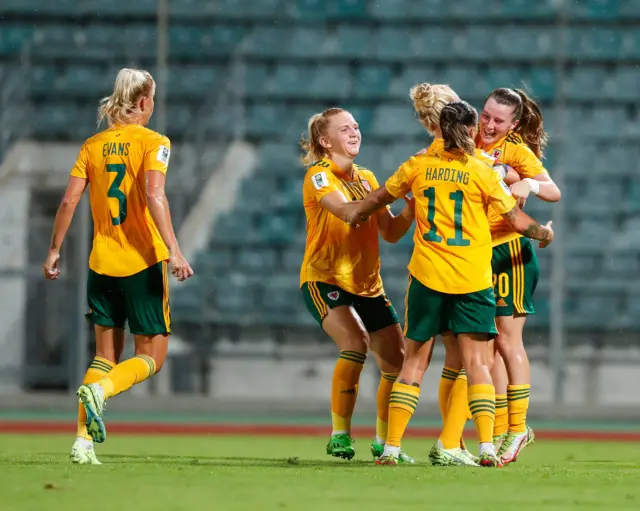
[98,68,154,127]
[299,107,345,166]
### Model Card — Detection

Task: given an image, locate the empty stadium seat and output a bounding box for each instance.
[352,65,393,99]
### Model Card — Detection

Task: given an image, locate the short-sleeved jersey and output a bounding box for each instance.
[481,131,549,247]
[70,124,171,277]
[300,157,384,297]
[385,148,517,294]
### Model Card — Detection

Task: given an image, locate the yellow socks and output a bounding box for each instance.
[98,355,157,399]
[507,384,531,433]
[386,382,420,448]
[375,372,398,443]
[331,351,366,434]
[494,394,508,437]
[439,369,471,449]
[468,384,495,444]
[438,366,459,420]
[78,357,114,439]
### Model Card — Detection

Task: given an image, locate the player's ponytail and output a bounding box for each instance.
[98,68,154,128]
[440,101,477,157]
[410,83,458,135]
[299,107,345,166]
[486,87,548,159]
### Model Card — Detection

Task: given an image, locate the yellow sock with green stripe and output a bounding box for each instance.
[375,372,398,443]
[386,382,420,448]
[439,369,471,449]
[494,394,508,437]
[468,384,495,444]
[77,357,115,440]
[99,355,157,399]
[438,366,459,421]
[507,384,530,433]
[331,351,366,434]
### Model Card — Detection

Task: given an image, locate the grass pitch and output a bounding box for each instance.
[2,434,640,510]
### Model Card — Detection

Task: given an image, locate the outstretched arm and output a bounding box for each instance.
[344,186,399,228]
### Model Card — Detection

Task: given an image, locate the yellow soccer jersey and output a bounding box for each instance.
[70,124,171,277]
[300,157,384,297]
[385,149,517,294]
[481,131,549,247]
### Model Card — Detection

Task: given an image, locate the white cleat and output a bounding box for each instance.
[70,438,101,465]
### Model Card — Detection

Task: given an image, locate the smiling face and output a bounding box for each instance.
[320,110,361,159]
[478,97,519,147]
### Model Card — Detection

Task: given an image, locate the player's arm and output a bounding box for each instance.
[318,191,359,223]
[508,147,561,202]
[43,176,88,279]
[344,186,399,228]
[501,207,554,248]
[145,171,193,281]
[375,195,414,243]
[346,162,412,229]
[493,162,521,186]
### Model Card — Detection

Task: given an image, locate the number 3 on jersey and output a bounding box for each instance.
[106,163,127,225]
[423,187,470,247]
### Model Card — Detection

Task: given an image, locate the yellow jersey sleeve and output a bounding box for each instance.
[477,161,518,215]
[305,164,342,203]
[144,134,171,175]
[70,143,89,180]
[503,139,548,178]
[385,159,415,198]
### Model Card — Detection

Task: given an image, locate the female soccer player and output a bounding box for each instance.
[407,83,518,467]
[300,107,415,462]
[477,88,561,465]
[344,101,554,467]
[43,68,193,465]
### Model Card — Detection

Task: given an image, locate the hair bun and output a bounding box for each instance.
[410,83,436,109]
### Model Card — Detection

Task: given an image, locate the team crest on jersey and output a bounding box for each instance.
[312,172,329,190]
[327,291,340,301]
[492,149,502,160]
[361,180,371,192]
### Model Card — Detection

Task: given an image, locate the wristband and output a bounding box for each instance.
[523,178,540,195]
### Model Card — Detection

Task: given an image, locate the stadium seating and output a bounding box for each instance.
[1,0,638,335]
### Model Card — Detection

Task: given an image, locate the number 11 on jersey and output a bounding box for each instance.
[422,187,470,247]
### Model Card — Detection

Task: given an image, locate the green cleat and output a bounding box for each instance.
[494,432,507,454]
[70,443,102,465]
[478,451,502,468]
[370,439,415,464]
[77,383,107,444]
[524,425,536,447]
[376,454,398,466]
[326,433,355,460]
[429,445,479,467]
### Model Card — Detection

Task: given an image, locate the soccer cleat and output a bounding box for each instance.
[500,426,535,465]
[370,439,415,464]
[376,454,398,466]
[326,433,355,460]
[77,383,107,444]
[429,445,479,467]
[461,448,480,465]
[478,451,502,468]
[70,442,102,465]
[493,432,507,454]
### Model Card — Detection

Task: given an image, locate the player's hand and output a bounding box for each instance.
[169,251,194,282]
[344,202,367,228]
[538,221,554,249]
[510,179,532,205]
[43,251,61,280]
[413,148,427,157]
